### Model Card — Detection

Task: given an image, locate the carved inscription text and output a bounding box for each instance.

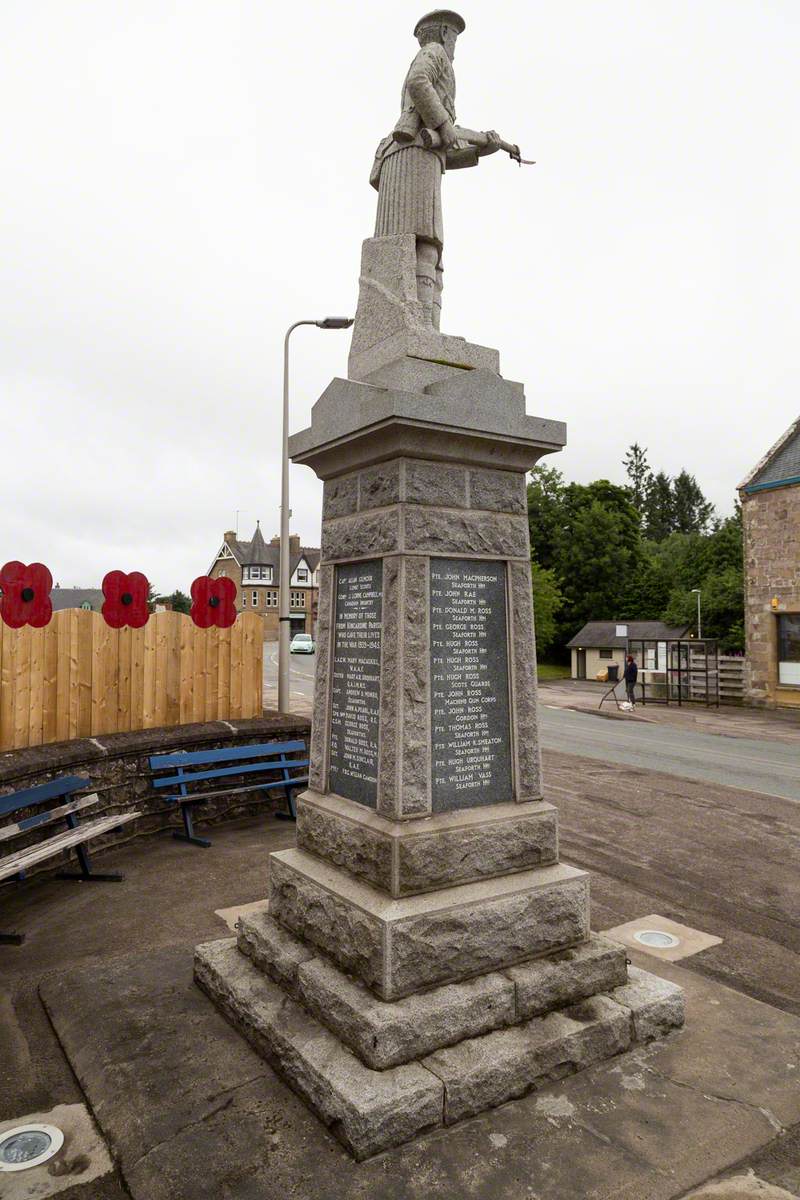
[430,558,513,811]
[328,560,382,807]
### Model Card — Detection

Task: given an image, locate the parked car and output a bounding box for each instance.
[290,633,315,654]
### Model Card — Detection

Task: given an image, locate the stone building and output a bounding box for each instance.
[739,416,800,708]
[207,522,320,638]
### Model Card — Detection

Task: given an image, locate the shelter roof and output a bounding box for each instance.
[566,620,691,649]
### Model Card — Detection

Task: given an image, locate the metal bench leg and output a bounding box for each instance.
[56,843,124,882]
[275,772,298,821]
[172,803,211,848]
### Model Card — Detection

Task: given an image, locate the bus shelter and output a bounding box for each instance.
[626,636,720,708]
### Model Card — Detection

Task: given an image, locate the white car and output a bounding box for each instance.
[290,633,315,654]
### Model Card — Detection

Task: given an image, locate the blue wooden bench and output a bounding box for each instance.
[149,738,309,848]
[1,774,141,945]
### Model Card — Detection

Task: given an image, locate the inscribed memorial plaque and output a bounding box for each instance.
[328,560,382,807]
[430,558,513,811]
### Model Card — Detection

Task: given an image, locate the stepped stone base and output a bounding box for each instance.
[195,931,684,1160]
[269,848,590,1000]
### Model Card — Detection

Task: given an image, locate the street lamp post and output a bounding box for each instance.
[691,588,702,640]
[278,317,353,712]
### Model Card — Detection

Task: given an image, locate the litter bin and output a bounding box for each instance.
[607,664,619,683]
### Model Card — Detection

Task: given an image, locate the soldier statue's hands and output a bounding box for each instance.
[482,130,502,155]
[438,120,458,149]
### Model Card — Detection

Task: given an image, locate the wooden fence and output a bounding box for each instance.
[0,610,264,751]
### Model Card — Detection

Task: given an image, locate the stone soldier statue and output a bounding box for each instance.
[371,10,518,330]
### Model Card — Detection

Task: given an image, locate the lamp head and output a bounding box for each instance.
[316,317,354,329]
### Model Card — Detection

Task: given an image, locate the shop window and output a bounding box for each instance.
[778,614,800,686]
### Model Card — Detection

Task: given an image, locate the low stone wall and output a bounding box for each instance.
[0,713,310,883]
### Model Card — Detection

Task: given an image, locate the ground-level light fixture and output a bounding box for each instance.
[633,929,681,949]
[0,1123,64,1172]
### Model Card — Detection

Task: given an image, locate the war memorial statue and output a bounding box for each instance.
[195,10,685,1160]
[371,9,530,329]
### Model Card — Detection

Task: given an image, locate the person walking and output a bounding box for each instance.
[623,654,639,708]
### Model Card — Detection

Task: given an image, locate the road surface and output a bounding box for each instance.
[263,645,800,803]
[539,703,800,803]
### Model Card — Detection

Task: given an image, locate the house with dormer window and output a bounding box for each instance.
[207,522,320,637]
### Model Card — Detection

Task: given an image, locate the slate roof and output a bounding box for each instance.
[210,523,320,584]
[739,416,800,493]
[50,587,104,612]
[566,620,691,649]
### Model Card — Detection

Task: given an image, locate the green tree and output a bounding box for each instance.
[554,481,643,643]
[526,464,565,571]
[531,560,563,659]
[663,567,744,652]
[642,471,675,541]
[672,470,715,534]
[162,589,191,614]
[623,443,651,513]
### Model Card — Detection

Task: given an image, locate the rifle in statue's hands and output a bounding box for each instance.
[420,125,535,166]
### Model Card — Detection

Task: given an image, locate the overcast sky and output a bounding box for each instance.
[2,1,798,593]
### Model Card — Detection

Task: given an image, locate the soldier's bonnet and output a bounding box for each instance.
[413,9,466,38]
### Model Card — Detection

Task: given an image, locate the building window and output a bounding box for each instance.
[266,590,277,607]
[778,614,800,686]
[599,649,613,660]
[297,568,308,581]
[291,590,305,608]
[243,565,272,583]
[241,594,247,606]
[252,590,258,608]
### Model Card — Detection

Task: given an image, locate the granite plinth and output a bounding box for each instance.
[236,910,630,1071]
[194,938,443,1161]
[288,376,565,480]
[268,848,590,1000]
[195,934,684,1159]
[347,235,500,388]
[296,791,559,896]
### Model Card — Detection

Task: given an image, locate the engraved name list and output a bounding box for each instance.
[328,560,382,807]
[430,558,513,811]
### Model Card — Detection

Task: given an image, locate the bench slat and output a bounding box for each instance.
[149,740,306,770]
[0,793,100,844]
[0,775,91,818]
[161,775,308,804]
[0,811,141,883]
[152,758,309,790]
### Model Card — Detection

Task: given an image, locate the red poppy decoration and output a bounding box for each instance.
[0,561,53,628]
[102,570,149,628]
[190,575,237,628]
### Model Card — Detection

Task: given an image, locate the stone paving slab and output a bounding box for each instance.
[39,944,800,1200]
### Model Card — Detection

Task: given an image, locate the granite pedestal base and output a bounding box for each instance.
[195,912,684,1160]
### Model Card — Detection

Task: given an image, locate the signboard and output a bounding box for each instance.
[328,560,382,807]
[430,558,513,812]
